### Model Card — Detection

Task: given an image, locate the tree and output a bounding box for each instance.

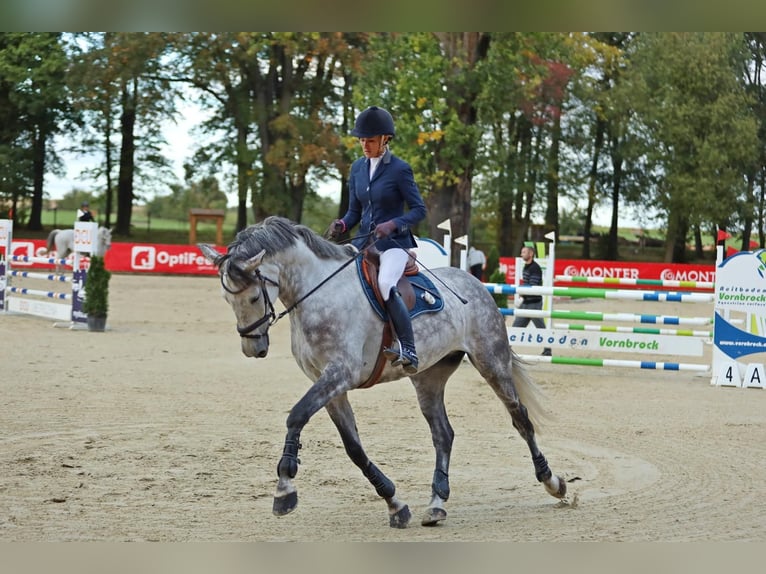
[477,33,581,257]
[68,33,178,235]
[743,32,766,251]
[170,33,359,234]
[0,32,69,230]
[628,33,759,262]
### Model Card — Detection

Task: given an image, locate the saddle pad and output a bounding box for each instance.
[356,257,444,321]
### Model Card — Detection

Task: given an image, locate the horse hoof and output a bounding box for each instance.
[421,507,447,526]
[389,505,411,529]
[545,475,567,499]
[272,491,298,516]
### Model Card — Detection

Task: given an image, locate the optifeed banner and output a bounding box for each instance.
[7,239,226,274]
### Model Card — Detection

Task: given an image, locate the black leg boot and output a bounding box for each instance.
[382,287,419,374]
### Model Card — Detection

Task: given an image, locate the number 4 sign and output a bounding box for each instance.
[715,361,742,387]
[714,361,765,388]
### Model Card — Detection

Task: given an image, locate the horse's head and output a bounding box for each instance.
[199,243,280,359]
[96,227,112,256]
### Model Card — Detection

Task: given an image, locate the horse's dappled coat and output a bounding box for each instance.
[200,216,566,528]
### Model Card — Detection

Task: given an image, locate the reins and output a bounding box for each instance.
[273,230,377,322]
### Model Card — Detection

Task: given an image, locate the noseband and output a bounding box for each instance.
[221,267,279,340]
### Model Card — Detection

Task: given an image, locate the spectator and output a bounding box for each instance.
[467,245,486,280]
[512,245,552,356]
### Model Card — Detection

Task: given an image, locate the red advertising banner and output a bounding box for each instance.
[8,239,717,284]
[8,239,226,275]
[500,257,716,288]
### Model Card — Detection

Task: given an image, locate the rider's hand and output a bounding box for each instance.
[326,219,346,240]
[374,220,397,238]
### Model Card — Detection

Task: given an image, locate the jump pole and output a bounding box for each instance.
[486,283,714,303]
[554,275,715,291]
[518,354,711,372]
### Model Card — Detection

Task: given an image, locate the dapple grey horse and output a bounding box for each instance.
[46,227,112,259]
[199,216,566,528]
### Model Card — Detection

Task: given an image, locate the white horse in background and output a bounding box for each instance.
[46,227,112,260]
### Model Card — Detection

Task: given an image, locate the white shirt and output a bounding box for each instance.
[369,156,382,178]
[467,247,486,267]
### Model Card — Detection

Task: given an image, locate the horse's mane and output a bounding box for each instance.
[218,216,357,270]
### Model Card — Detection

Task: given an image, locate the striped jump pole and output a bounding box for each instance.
[7,286,71,299]
[554,275,715,291]
[10,270,71,283]
[485,283,713,303]
[11,254,70,267]
[501,307,713,326]
[518,354,710,372]
[553,322,712,338]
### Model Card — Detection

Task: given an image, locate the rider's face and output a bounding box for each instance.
[359,136,387,158]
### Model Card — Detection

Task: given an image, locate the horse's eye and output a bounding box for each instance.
[249,292,261,305]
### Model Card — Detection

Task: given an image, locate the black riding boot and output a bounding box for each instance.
[382,287,419,374]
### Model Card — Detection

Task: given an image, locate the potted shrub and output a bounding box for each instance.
[82,255,111,332]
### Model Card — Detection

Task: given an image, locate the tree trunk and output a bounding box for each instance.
[606,133,623,260]
[105,119,114,228]
[115,80,137,236]
[741,172,755,251]
[27,126,45,231]
[693,224,704,258]
[544,112,560,239]
[664,208,689,263]
[582,117,605,259]
[235,123,250,233]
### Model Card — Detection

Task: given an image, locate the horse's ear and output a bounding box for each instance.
[243,249,266,273]
[198,243,221,264]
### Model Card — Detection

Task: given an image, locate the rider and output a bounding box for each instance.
[328,106,427,374]
[77,201,95,222]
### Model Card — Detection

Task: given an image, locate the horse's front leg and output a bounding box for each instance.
[273,377,339,516]
[272,368,347,517]
[325,393,411,528]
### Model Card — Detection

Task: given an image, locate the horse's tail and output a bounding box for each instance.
[46,230,58,254]
[511,350,552,432]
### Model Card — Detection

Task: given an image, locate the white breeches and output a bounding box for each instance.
[379,248,409,301]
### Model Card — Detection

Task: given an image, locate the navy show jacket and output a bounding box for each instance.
[341,149,427,252]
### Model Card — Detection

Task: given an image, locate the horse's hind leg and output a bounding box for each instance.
[410,351,463,526]
[324,393,412,528]
[471,347,567,500]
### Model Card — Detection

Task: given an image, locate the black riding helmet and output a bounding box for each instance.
[350,106,395,138]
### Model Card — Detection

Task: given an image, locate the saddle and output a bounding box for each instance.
[358,246,420,389]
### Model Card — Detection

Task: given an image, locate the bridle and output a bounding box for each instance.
[221,266,280,340]
[220,247,365,340]
[220,232,380,341]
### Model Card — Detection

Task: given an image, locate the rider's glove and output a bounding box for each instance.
[374,220,397,238]
[326,219,346,240]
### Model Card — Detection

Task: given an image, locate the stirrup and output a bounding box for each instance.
[383,342,419,374]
